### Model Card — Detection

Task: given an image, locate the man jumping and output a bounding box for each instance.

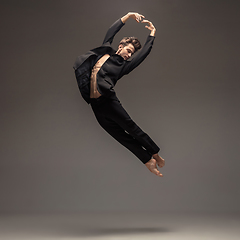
[73,12,165,177]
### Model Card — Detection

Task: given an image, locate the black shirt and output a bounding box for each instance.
[74,19,155,103]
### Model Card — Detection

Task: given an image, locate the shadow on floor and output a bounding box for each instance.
[0,214,174,238]
[55,226,172,237]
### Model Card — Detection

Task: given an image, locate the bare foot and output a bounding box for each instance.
[145,158,163,177]
[152,153,165,168]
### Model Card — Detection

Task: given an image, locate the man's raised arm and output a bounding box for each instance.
[121,20,156,75]
[102,12,145,45]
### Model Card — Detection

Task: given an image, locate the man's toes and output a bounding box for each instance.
[152,169,163,177]
[156,171,163,177]
[157,161,165,168]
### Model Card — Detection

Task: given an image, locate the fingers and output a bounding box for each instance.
[142,20,151,27]
[142,19,156,34]
[142,19,153,26]
[134,13,145,22]
[141,19,150,24]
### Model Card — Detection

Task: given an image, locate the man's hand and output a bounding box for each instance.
[121,12,145,23]
[121,13,156,36]
[141,20,156,36]
[128,12,145,23]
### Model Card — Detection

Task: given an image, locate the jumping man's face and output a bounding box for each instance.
[117,43,135,60]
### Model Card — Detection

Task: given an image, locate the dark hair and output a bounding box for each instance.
[119,37,141,52]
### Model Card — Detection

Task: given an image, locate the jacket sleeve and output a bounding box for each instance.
[121,35,155,75]
[102,19,125,45]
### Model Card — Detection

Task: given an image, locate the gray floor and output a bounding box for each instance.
[0,212,239,240]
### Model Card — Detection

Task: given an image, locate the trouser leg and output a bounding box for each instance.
[92,107,152,163]
[91,99,160,164]
[102,99,160,154]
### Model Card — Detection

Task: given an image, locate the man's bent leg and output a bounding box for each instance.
[104,100,160,156]
[105,100,165,176]
[91,99,164,176]
[91,103,152,163]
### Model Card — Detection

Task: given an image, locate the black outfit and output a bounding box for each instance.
[74,19,160,163]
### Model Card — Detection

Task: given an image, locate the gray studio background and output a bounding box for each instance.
[1,0,239,214]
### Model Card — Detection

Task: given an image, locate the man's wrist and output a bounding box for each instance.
[150,29,156,36]
[121,13,130,23]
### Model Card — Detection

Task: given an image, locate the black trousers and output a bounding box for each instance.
[90,96,160,164]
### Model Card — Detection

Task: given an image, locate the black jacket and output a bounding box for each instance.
[73,19,155,104]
